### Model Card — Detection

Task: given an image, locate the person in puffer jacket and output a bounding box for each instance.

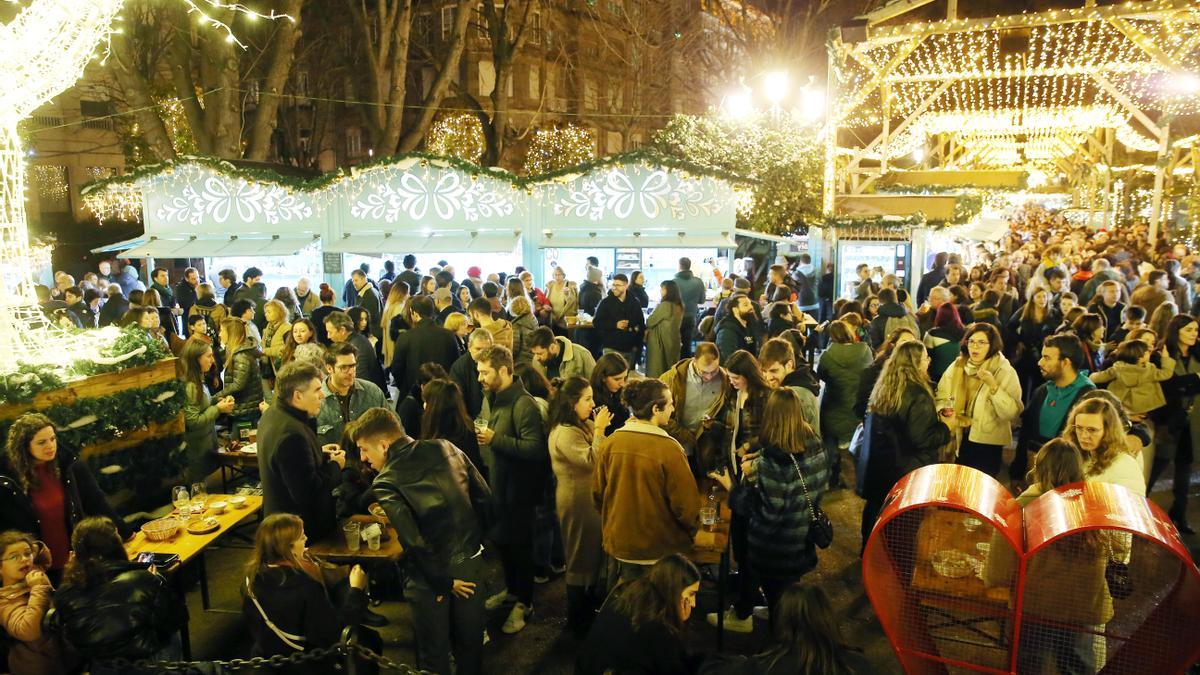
[1088,338,1175,417]
[710,388,828,619]
[53,517,186,672]
[214,317,264,422]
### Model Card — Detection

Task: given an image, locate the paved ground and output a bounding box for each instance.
[179,454,1199,674]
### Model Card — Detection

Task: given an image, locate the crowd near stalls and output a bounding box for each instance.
[3,208,1197,674]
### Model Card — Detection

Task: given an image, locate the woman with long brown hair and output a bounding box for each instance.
[547,376,612,637]
[0,415,129,578]
[1011,286,1060,402]
[710,389,829,624]
[577,554,702,675]
[242,513,374,674]
[279,319,317,367]
[1061,397,1144,496]
[1149,314,1200,531]
[178,337,235,482]
[590,352,630,435]
[420,378,486,477]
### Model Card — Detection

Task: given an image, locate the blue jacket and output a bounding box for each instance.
[729,440,828,580]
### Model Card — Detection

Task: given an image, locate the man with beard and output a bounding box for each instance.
[1015,334,1094,480]
[593,274,645,369]
[715,294,764,362]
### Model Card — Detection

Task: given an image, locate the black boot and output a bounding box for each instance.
[565,584,592,638]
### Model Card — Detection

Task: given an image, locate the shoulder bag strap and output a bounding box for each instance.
[788,454,818,523]
[245,577,307,651]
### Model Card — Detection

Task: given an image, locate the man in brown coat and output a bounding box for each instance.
[592,379,701,585]
[658,342,731,474]
[1129,270,1173,319]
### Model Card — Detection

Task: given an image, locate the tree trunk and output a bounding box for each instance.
[165,8,214,154]
[107,30,177,161]
[397,0,473,153]
[245,0,306,161]
[487,61,513,166]
[197,8,244,159]
[379,1,414,154]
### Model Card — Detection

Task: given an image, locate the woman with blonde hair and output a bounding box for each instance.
[1061,396,1144,496]
[380,281,410,369]
[177,337,235,482]
[861,341,951,549]
[509,294,538,365]
[213,317,264,423]
[242,513,376,674]
[261,299,293,379]
[545,265,579,336]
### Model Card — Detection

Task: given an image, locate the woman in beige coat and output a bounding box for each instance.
[547,376,613,637]
[546,266,579,334]
[935,322,1023,477]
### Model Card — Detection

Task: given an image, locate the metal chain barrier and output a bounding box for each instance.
[95,639,433,673]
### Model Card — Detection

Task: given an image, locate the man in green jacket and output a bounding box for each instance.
[529,327,594,380]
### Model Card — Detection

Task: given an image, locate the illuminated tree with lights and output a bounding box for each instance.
[0,0,286,369]
[523,124,595,175]
[653,111,823,235]
[426,113,486,165]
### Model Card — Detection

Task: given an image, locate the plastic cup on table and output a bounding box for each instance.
[700,506,717,531]
[343,521,361,552]
[366,532,381,551]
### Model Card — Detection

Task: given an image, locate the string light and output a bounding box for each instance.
[425,113,486,164]
[524,124,596,175]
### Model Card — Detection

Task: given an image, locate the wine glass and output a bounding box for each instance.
[172,486,190,512]
[190,482,207,513]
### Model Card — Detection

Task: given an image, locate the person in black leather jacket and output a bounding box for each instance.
[53,517,186,672]
[349,407,492,675]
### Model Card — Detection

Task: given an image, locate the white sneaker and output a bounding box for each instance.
[752,606,770,621]
[705,608,754,633]
[502,602,531,634]
[485,589,514,610]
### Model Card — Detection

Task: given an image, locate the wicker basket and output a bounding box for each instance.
[141,516,179,542]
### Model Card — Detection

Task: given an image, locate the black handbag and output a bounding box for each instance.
[789,453,833,549]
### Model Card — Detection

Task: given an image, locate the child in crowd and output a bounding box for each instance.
[1089,339,1174,419]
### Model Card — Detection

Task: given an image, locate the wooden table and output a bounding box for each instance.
[911,508,1012,650]
[690,492,732,650]
[126,494,262,659]
[215,447,259,493]
[308,514,404,562]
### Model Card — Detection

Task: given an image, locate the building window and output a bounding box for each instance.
[441,6,455,40]
[528,65,540,100]
[79,100,114,130]
[346,128,363,159]
[584,79,598,110]
[530,13,541,46]
[31,165,70,214]
[246,81,260,105]
[293,71,310,98]
[414,13,432,46]
[629,133,643,150]
[606,131,622,154]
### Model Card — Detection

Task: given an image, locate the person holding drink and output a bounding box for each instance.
[0,530,74,674]
[709,388,829,627]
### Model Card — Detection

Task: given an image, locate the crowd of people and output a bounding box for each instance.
[1,210,1194,674]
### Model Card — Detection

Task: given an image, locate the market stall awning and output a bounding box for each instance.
[539,229,735,249]
[323,231,521,256]
[124,235,319,258]
[90,236,147,254]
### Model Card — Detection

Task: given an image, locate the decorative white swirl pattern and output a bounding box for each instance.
[156,176,314,226]
[349,169,519,223]
[552,166,725,221]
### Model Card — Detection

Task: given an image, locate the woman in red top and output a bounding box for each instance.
[0,413,130,580]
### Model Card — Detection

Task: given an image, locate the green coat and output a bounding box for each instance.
[817,341,873,441]
[183,382,220,483]
[644,301,683,379]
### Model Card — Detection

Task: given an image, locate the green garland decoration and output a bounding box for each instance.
[69,326,170,378]
[80,147,753,198]
[87,434,188,495]
[0,364,66,404]
[0,379,185,449]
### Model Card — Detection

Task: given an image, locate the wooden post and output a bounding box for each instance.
[1149,121,1171,245]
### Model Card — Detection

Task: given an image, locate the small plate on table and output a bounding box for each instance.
[186,517,221,535]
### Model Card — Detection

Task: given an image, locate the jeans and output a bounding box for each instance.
[497,506,536,605]
[681,317,697,359]
[405,556,487,675]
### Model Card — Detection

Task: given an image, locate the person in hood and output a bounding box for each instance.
[113,261,143,297]
[674,257,708,359]
[866,288,919,350]
[1016,334,1095,483]
[935,323,1023,478]
[579,266,605,316]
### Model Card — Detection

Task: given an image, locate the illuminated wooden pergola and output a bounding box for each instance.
[824,0,1200,240]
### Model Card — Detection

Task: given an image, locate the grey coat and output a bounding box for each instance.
[817,341,873,441]
[183,382,220,482]
[644,301,683,379]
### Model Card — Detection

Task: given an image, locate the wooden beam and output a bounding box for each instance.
[1090,72,1165,141]
[1107,15,1184,72]
[864,0,1197,44]
[848,79,953,170]
[946,0,958,21]
[836,37,924,124]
